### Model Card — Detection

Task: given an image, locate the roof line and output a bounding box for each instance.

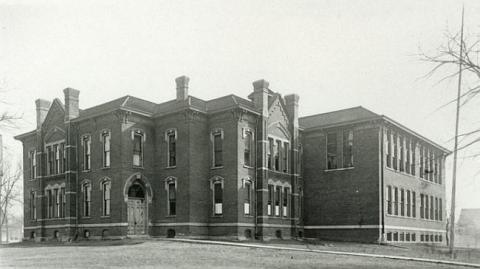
[299,106,367,120]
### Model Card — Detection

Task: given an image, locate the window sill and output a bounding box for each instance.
[166,215,176,218]
[386,167,442,185]
[324,167,355,172]
[165,166,176,169]
[101,216,111,218]
[211,166,224,170]
[101,167,111,170]
[212,215,223,218]
[133,166,144,169]
[82,217,92,219]
[82,170,91,173]
[243,165,254,169]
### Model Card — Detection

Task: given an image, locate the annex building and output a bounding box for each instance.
[15,76,450,244]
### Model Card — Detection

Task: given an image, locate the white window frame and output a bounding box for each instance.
[81,135,91,171]
[81,180,92,217]
[101,178,111,216]
[101,130,111,168]
[132,129,145,167]
[165,129,177,168]
[210,176,224,216]
[165,177,177,216]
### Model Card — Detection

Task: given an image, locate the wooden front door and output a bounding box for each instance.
[127,199,146,235]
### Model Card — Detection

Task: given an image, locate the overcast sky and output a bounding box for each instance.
[1,0,480,217]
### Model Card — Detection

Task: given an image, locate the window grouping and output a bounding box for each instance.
[45,186,66,219]
[267,184,290,217]
[385,128,443,184]
[326,129,354,170]
[386,185,416,218]
[386,231,417,243]
[420,233,443,243]
[81,179,111,218]
[46,142,66,175]
[82,135,91,171]
[267,137,290,173]
[419,193,443,221]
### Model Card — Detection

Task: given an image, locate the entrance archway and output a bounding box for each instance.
[126,179,148,236]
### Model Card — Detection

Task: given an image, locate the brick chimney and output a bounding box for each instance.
[252,79,269,116]
[175,76,189,101]
[35,99,51,129]
[63,88,80,121]
[285,94,299,128]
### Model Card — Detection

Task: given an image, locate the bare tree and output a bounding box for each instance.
[0,157,22,243]
[419,30,480,153]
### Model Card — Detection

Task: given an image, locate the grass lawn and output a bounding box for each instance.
[0,239,475,269]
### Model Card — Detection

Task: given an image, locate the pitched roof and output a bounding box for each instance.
[458,208,480,229]
[299,106,379,129]
[76,95,157,120]
[206,95,257,113]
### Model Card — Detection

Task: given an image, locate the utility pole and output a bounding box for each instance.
[449,5,465,258]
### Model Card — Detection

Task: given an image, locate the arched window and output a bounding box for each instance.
[132,130,144,167]
[165,177,177,216]
[81,181,92,217]
[165,129,177,167]
[101,179,111,216]
[242,178,254,215]
[210,176,224,216]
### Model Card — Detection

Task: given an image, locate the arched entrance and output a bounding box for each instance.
[127,180,147,235]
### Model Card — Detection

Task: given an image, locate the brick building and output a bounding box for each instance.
[15,76,450,243]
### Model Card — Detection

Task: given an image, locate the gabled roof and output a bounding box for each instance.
[458,208,480,229]
[299,106,379,129]
[299,106,451,154]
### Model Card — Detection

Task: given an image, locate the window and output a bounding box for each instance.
[213,182,223,215]
[327,132,337,169]
[244,130,253,167]
[393,232,398,241]
[420,146,424,178]
[393,187,398,215]
[434,153,438,183]
[406,233,411,242]
[47,189,53,218]
[274,140,281,171]
[168,181,176,216]
[54,188,60,218]
[343,129,353,168]
[386,186,392,215]
[30,191,36,220]
[386,129,392,168]
[213,131,223,167]
[425,194,429,219]
[400,189,405,216]
[406,139,411,174]
[54,145,60,174]
[275,186,281,216]
[133,131,143,167]
[406,190,411,217]
[83,136,91,170]
[267,184,274,215]
[102,131,111,168]
[386,232,392,241]
[244,181,251,215]
[102,180,111,216]
[411,142,416,176]
[430,196,434,220]
[47,146,53,175]
[83,183,91,217]
[412,191,416,218]
[62,143,66,173]
[393,133,398,170]
[267,138,273,169]
[439,198,443,221]
[438,157,443,184]
[435,197,439,221]
[283,142,289,173]
[399,136,404,172]
[283,187,289,217]
[429,150,434,181]
[400,232,404,242]
[167,130,176,167]
[29,150,36,179]
[61,187,66,218]
[412,233,416,242]
[420,234,425,242]
[420,194,424,219]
